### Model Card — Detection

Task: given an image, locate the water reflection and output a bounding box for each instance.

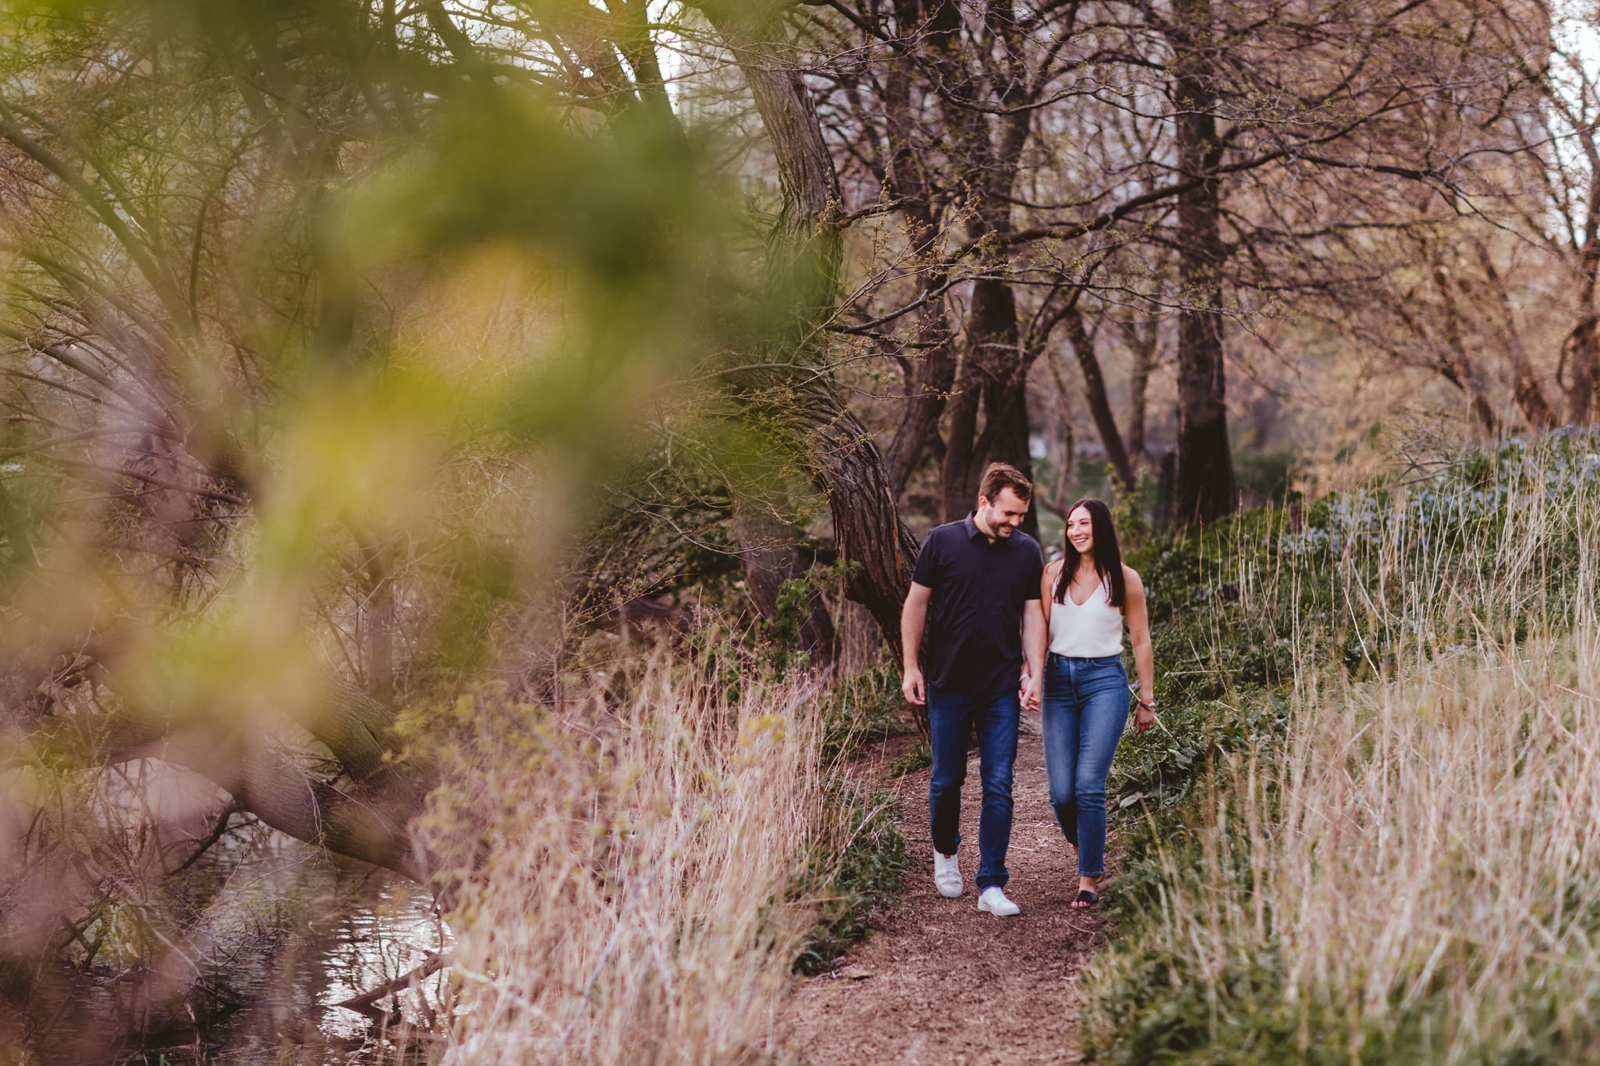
[208,857,450,1065]
[26,829,450,1066]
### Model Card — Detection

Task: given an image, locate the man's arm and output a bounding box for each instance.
[900,581,932,705]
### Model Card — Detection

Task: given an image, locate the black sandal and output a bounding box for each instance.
[1072,889,1100,909]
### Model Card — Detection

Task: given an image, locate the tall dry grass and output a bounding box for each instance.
[420,657,837,1066]
[1278,635,1600,1056]
[1086,438,1600,1063]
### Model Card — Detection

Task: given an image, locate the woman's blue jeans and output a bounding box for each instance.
[926,685,1019,891]
[1040,653,1129,879]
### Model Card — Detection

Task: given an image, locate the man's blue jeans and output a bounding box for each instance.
[1040,653,1129,879]
[927,685,1019,890]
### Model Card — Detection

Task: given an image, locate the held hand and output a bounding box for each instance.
[1133,703,1156,733]
[902,666,926,706]
[1022,674,1042,713]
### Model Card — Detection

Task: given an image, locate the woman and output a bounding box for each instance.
[1024,498,1155,909]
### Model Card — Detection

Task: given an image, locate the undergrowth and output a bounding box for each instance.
[791,780,908,975]
[797,659,910,974]
[1087,430,1600,1064]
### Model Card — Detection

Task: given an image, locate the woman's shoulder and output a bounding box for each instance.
[1121,563,1144,593]
[1044,557,1065,577]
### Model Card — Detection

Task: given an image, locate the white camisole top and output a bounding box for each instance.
[1048,575,1125,658]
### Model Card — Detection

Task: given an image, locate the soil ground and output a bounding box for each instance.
[778,713,1109,1065]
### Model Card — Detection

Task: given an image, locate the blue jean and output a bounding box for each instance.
[927,685,1020,890]
[1040,653,1129,879]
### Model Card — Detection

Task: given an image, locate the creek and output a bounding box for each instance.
[25,831,450,1065]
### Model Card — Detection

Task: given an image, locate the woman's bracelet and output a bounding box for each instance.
[1129,684,1156,711]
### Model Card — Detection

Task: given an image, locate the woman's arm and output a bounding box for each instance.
[1039,560,1057,629]
[1024,561,1060,711]
[1124,565,1156,733]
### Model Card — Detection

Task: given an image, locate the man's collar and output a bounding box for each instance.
[963,512,988,541]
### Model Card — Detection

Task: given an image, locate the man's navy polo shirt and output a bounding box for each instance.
[911,513,1044,697]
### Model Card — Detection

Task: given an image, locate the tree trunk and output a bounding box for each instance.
[1121,316,1159,464]
[1430,265,1501,437]
[1564,316,1599,425]
[1038,339,1077,520]
[880,11,956,497]
[941,278,1038,535]
[940,341,984,521]
[1565,160,1600,425]
[1471,244,1556,431]
[1061,303,1135,490]
[732,508,838,667]
[101,677,434,882]
[926,0,1039,534]
[705,4,921,650]
[1169,0,1236,526]
[787,378,923,646]
[881,288,957,499]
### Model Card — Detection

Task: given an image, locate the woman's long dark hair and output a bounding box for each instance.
[1053,498,1125,608]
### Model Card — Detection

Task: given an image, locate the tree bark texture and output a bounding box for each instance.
[1169,0,1237,526]
[763,372,923,647]
[1563,316,1598,425]
[1473,243,1557,431]
[1038,341,1077,520]
[1430,265,1501,436]
[939,279,1040,538]
[1121,316,1160,464]
[725,25,843,324]
[878,0,958,496]
[879,44,956,494]
[880,271,956,499]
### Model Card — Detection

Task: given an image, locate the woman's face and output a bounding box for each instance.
[1066,506,1094,559]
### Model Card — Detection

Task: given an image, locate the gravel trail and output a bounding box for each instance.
[779,714,1109,1065]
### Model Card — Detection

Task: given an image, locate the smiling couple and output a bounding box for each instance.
[900,463,1157,915]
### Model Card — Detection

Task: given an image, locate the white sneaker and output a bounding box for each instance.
[977,886,1020,916]
[933,851,963,898]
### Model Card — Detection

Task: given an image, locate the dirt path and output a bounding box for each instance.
[779,714,1108,1066]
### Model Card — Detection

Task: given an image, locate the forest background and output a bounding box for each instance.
[1,0,1598,1062]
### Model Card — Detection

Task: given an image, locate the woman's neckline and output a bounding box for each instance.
[1066,567,1102,607]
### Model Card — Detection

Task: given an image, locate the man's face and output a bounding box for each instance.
[977,487,1029,538]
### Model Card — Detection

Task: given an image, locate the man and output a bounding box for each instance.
[901,462,1045,916]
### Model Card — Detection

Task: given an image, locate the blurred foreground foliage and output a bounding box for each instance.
[0,0,738,711]
[1085,430,1600,1064]
[0,0,900,1060]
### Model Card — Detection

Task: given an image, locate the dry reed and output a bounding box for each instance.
[423,657,832,1066]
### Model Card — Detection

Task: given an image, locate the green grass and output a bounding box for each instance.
[886,739,932,777]
[792,781,908,975]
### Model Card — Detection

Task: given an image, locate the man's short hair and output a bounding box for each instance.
[978,462,1032,504]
